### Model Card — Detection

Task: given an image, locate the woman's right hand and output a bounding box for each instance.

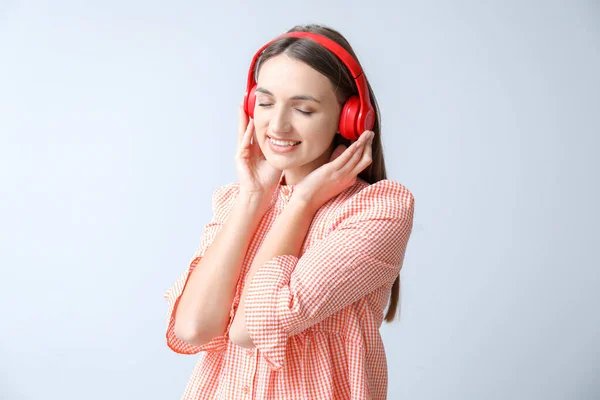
[235,104,282,198]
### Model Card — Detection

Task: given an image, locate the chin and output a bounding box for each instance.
[266,150,305,167]
[266,158,296,170]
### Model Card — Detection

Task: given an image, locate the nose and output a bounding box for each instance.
[270,107,292,133]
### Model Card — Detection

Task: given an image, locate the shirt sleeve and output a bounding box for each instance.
[163,182,240,355]
[244,180,415,370]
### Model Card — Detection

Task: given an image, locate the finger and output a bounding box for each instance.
[345,134,369,171]
[236,117,254,156]
[244,118,254,147]
[346,131,373,169]
[250,127,264,159]
[238,104,249,144]
[330,132,367,169]
[337,131,370,172]
[353,133,374,175]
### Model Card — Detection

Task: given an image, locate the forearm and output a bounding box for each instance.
[175,192,269,343]
[229,197,318,347]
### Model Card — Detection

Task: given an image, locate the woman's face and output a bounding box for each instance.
[253,54,342,183]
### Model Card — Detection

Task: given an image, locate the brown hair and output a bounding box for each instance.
[254,23,400,323]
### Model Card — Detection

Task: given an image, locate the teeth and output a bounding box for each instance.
[269,137,301,147]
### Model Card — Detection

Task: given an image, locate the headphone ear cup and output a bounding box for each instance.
[338,95,360,141]
[244,83,257,118]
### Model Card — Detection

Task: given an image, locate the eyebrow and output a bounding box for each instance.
[255,87,321,104]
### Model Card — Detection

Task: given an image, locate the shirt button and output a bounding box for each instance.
[246,349,253,356]
[242,385,250,393]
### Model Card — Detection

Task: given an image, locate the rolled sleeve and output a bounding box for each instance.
[244,254,299,370]
[243,180,415,371]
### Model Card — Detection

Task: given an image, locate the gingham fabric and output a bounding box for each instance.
[164,174,415,399]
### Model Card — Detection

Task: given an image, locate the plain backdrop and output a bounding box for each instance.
[1,1,599,399]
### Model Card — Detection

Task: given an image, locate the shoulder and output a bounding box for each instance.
[335,178,415,221]
[208,181,241,214]
[211,181,241,202]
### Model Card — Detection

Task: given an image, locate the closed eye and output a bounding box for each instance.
[257,103,313,116]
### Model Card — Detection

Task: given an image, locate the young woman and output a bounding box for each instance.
[164,24,415,400]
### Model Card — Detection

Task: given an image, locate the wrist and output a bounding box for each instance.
[237,190,271,209]
[288,196,320,215]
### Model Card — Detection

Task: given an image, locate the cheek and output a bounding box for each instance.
[306,115,338,138]
[302,128,337,150]
[252,115,269,136]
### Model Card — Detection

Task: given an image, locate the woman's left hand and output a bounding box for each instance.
[294,130,375,211]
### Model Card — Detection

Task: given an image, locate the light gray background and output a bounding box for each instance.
[1,1,598,399]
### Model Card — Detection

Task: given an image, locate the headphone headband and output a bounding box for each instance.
[244,31,374,140]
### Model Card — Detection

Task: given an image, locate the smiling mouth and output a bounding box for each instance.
[267,136,302,146]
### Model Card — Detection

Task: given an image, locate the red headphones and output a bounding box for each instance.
[243,31,375,141]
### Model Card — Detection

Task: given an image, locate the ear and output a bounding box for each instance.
[329,143,346,163]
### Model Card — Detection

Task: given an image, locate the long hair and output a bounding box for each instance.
[254,24,400,323]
